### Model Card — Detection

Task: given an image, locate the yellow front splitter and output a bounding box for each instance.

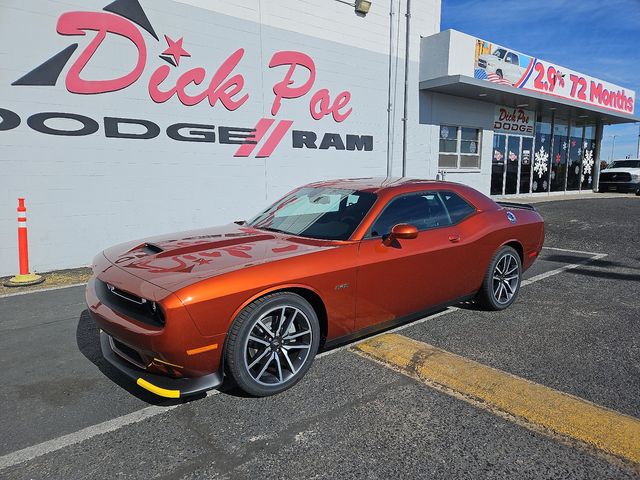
[136,378,180,398]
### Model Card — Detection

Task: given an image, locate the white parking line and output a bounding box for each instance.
[0,248,607,470]
[0,390,220,470]
[522,253,607,286]
[542,246,607,256]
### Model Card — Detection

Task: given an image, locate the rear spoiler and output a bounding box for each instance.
[496,201,537,212]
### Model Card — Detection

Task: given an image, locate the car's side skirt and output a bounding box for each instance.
[322,293,477,351]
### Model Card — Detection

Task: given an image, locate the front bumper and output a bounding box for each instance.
[86,253,227,398]
[100,331,223,398]
[599,181,640,193]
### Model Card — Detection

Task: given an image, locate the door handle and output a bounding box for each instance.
[448,234,461,243]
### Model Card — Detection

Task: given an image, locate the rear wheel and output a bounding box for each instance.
[225,292,320,397]
[477,246,522,310]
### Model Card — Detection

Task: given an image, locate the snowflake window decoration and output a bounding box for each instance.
[533,146,549,178]
[583,149,594,175]
[562,141,567,150]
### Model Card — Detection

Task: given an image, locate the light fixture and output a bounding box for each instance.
[478,93,488,97]
[355,0,372,14]
[578,115,589,118]
[549,107,556,110]
[516,103,528,107]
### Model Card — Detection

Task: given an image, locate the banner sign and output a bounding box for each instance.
[474,39,635,115]
[493,106,535,135]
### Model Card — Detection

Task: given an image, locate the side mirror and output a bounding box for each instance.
[391,223,418,239]
[384,223,418,245]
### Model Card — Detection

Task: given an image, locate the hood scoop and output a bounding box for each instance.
[142,242,164,255]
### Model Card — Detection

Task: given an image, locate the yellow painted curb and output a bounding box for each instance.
[353,333,640,466]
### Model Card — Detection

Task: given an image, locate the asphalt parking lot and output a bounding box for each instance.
[0,196,638,479]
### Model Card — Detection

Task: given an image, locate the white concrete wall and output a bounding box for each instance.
[418,92,494,193]
[0,0,440,275]
[419,29,476,81]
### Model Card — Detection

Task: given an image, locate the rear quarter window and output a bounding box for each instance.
[441,191,476,224]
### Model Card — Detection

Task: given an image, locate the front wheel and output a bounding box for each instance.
[225,292,320,397]
[477,246,522,310]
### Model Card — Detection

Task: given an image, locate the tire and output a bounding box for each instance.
[496,69,503,79]
[225,292,320,397]
[477,245,522,311]
[635,188,640,197]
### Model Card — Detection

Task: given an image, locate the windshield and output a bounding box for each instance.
[609,160,640,169]
[247,187,377,241]
[493,48,507,59]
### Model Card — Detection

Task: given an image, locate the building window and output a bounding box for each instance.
[438,125,481,169]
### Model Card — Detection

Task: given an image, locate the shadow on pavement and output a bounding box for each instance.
[543,254,633,270]
[566,267,640,283]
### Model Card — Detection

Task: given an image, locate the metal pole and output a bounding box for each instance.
[386,0,395,177]
[610,135,617,161]
[636,123,640,158]
[401,0,411,177]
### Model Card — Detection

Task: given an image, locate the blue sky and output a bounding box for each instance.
[441,0,640,160]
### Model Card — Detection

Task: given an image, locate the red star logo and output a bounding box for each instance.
[555,153,561,163]
[162,35,190,66]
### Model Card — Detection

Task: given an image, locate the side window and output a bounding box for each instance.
[506,52,518,65]
[369,193,452,237]
[441,191,475,224]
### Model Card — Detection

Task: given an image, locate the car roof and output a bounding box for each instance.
[306,177,465,194]
[304,177,498,211]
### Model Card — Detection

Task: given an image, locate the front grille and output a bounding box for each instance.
[96,279,165,327]
[600,172,631,182]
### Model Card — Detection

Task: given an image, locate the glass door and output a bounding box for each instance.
[532,116,552,193]
[582,126,596,191]
[566,125,583,191]
[519,137,533,194]
[504,136,520,195]
[491,134,507,196]
[550,119,568,192]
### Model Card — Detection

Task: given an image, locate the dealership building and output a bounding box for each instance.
[0,0,637,276]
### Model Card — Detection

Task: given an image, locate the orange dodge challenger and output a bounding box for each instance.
[87,178,544,398]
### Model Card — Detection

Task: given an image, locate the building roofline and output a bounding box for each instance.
[420,75,640,125]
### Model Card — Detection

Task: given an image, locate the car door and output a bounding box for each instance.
[355,191,475,330]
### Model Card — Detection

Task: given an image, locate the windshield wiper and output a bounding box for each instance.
[254,226,291,235]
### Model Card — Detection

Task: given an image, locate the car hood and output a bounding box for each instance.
[478,53,497,62]
[601,167,640,174]
[102,224,340,291]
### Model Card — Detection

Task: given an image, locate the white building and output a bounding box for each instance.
[0,0,637,276]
